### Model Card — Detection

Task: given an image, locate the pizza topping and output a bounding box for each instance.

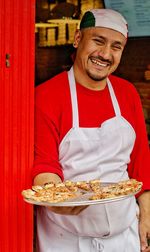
[76,181,91,191]
[64,180,78,192]
[89,179,101,192]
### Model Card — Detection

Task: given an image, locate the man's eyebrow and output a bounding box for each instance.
[92,34,106,39]
[92,34,125,45]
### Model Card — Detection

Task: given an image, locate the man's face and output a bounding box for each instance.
[74,27,126,82]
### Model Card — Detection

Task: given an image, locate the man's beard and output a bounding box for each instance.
[86,69,107,81]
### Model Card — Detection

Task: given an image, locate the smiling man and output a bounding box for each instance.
[33,9,150,252]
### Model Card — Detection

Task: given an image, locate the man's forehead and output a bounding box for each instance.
[82,26,126,41]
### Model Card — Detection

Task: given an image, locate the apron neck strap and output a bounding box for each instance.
[67,67,122,128]
[107,78,121,116]
[68,67,79,127]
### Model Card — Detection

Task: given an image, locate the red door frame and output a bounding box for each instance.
[0,0,35,251]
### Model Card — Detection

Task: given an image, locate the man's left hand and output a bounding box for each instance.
[139,217,150,251]
[138,191,150,252]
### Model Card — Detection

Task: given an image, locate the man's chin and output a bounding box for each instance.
[87,72,107,81]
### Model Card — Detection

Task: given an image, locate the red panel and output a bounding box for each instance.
[0,0,35,251]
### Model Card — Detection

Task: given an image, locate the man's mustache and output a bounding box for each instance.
[90,56,112,65]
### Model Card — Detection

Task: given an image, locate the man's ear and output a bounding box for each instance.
[73,29,82,48]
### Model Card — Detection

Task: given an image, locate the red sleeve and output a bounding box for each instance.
[32,106,64,181]
[127,86,150,194]
[31,73,69,182]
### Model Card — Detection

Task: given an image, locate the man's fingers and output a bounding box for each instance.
[47,205,88,215]
[140,230,150,251]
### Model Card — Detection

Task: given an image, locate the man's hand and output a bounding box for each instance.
[137,191,150,252]
[47,205,88,215]
[139,218,150,252]
[34,173,88,215]
[33,172,62,185]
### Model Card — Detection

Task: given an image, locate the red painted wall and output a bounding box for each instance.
[0,0,35,251]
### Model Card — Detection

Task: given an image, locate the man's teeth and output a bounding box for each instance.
[91,59,107,67]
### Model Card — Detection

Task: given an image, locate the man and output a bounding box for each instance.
[33,9,150,252]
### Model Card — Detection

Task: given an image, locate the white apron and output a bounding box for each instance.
[37,67,140,252]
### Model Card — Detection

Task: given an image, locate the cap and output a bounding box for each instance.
[80,9,128,38]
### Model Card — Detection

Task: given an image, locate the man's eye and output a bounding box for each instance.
[112,45,122,50]
[93,39,104,44]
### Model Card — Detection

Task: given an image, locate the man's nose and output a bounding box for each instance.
[98,45,111,60]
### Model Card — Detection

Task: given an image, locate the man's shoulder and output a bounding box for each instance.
[35,71,69,111]
[109,74,137,93]
[109,75,140,107]
[109,74,131,85]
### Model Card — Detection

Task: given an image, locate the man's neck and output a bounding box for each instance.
[73,65,107,91]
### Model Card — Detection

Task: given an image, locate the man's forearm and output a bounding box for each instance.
[33,172,62,186]
[138,191,150,219]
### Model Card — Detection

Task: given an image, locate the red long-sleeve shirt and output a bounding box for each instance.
[32,71,150,192]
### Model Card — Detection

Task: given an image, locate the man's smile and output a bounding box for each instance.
[90,57,111,68]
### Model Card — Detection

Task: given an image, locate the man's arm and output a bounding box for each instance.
[33,172,88,215]
[137,191,150,251]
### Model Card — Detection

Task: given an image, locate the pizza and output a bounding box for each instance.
[89,179,143,200]
[22,182,79,203]
[22,178,142,204]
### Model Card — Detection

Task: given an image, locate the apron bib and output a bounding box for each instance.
[37,67,140,251]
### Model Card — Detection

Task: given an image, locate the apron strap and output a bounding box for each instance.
[68,67,79,127]
[68,68,122,128]
[107,78,121,116]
